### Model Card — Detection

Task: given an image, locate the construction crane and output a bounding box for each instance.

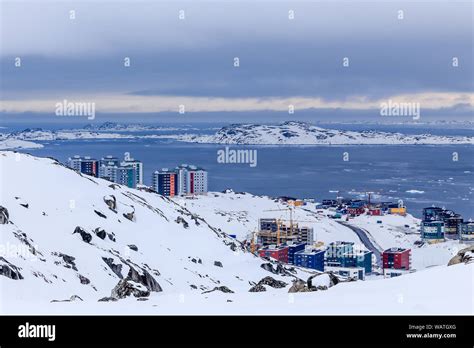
[262,206,317,245]
[263,207,294,245]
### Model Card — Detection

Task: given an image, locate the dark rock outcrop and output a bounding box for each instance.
[260,262,293,276]
[103,195,117,211]
[79,274,90,285]
[123,210,135,222]
[0,257,23,280]
[128,244,138,252]
[175,216,189,228]
[105,264,162,300]
[448,246,474,266]
[111,279,150,299]
[202,286,234,294]
[288,279,311,293]
[126,266,162,292]
[51,295,83,303]
[214,261,223,267]
[73,226,92,243]
[94,210,107,219]
[102,257,123,279]
[249,284,266,292]
[0,206,9,224]
[94,228,107,240]
[257,276,287,289]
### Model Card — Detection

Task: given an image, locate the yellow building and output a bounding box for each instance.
[389,207,407,216]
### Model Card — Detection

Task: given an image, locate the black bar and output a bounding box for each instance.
[0,315,472,346]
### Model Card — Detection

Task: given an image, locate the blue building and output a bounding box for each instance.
[325,241,372,274]
[287,243,306,265]
[325,241,354,266]
[421,221,444,240]
[67,155,99,177]
[423,207,444,221]
[340,250,373,274]
[294,249,325,271]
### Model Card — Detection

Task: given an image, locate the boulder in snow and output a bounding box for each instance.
[0,206,9,224]
[73,226,92,243]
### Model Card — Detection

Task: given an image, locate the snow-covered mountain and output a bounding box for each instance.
[2,128,133,141]
[0,151,472,314]
[173,121,474,145]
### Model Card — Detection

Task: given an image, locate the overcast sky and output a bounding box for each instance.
[0,0,472,122]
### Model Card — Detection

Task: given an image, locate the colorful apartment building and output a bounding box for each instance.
[152,169,178,197]
[382,247,411,277]
[97,153,142,188]
[293,248,325,271]
[67,155,99,177]
[421,221,445,240]
[258,245,289,263]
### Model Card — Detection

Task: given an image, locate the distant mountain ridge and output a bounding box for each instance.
[173,121,474,145]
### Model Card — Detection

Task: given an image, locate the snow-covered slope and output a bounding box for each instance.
[0,139,43,150]
[173,121,474,145]
[0,151,472,314]
[0,151,311,309]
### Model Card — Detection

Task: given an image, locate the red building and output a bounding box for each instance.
[382,247,411,270]
[348,207,365,216]
[259,245,289,263]
[368,208,381,216]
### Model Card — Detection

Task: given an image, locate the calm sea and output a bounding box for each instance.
[4,122,473,219]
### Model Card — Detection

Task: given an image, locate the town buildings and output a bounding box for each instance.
[67,156,99,177]
[68,153,143,188]
[152,169,178,197]
[153,164,208,196]
[382,247,411,278]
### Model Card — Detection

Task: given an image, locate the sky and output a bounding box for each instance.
[0,0,473,123]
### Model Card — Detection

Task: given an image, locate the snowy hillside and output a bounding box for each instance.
[0,151,472,314]
[172,121,474,145]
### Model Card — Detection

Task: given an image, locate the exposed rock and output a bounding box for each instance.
[52,252,77,271]
[102,257,123,279]
[126,266,162,292]
[13,231,43,258]
[0,257,23,280]
[0,206,9,224]
[202,286,234,294]
[307,272,339,289]
[73,226,92,243]
[107,232,116,242]
[20,203,29,209]
[448,246,474,266]
[79,274,90,285]
[260,262,293,276]
[288,279,311,293]
[94,228,107,240]
[214,261,223,267]
[98,296,118,302]
[94,210,107,219]
[111,279,150,299]
[103,195,117,211]
[123,210,135,222]
[128,244,138,252]
[51,295,83,303]
[249,284,266,292]
[175,216,189,228]
[257,276,287,289]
